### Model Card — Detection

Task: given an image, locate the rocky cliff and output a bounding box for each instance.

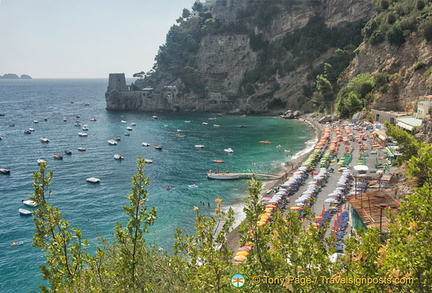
[106,0,432,117]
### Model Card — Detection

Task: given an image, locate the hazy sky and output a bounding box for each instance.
[0,0,196,78]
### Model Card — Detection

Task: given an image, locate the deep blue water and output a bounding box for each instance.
[0,79,314,292]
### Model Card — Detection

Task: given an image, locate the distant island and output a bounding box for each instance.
[0,73,32,79]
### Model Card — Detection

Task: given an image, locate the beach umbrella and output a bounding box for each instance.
[234,255,247,262]
[238,246,252,251]
[266,204,277,209]
[290,206,303,210]
[313,216,324,220]
[236,250,249,256]
[325,198,336,203]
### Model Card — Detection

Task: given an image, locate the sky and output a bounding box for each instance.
[0,0,196,78]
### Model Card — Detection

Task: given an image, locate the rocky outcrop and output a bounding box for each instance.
[106,0,374,113]
[345,35,432,112]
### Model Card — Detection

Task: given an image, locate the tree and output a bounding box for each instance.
[31,163,90,292]
[111,157,158,290]
[182,8,191,19]
[173,199,235,292]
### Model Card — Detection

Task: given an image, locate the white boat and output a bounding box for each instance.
[63,117,67,122]
[90,118,97,121]
[77,147,86,151]
[19,208,32,216]
[224,148,234,153]
[22,200,37,207]
[82,126,89,131]
[37,158,46,164]
[114,154,124,160]
[142,142,150,147]
[86,177,100,183]
[207,172,240,180]
[195,145,205,148]
[33,120,39,123]
[144,159,153,164]
[108,139,118,145]
[121,120,127,124]
[28,128,35,132]
[78,132,88,137]
[126,127,133,131]
[213,124,220,127]
[202,122,208,125]
[40,137,50,143]
[152,115,158,119]
[131,122,136,126]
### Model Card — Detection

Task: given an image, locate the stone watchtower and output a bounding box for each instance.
[107,73,128,91]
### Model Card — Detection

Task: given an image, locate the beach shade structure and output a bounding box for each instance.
[234,255,247,262]
[238,246,252,251]
[236,250,250,256]
[290,206,303,210]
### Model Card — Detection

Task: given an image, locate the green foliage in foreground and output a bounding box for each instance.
[31,141,432,292]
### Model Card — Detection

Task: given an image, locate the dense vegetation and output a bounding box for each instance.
[363,0,432,45]
[30,126,432,292]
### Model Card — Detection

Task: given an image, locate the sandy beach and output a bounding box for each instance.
[225,114,396,253]
[225,114,324,251]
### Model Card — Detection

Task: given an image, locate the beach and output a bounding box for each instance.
[225,114,396,253]
[225,114,324,251]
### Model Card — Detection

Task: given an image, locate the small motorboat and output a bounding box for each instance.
[152,115,158,119]
[188,184,198,188]
[63,117,67,122]
[108,140,118,145]
[176,134,186,138]
[114,154,124,160]
[24,130,32,134]
[213,124,220,127]
[124,132,130,136]
[114,137,121,141]
[77,147,86,151]
[195,145,205,148]
[37,158,46,164]
[224,148,234,153]
[166,186,173,190]
[86,177,100,183]
[29,128,35,132]
[82,126,89,131]
[40,137,50,143]
[0,167,11,174]
[259,140,271,144]
[33,120,39,123]
[74,122,81,127]
[202,122,208,125]
[11,241,24,246]
[212,160,224,163]
[90,118,97,121]
[65,150,72,155]
[19,208,32,216]
[76,114,81,118]
[78,132,88,137]
[154,146,162,150]
[131,122,136,126]
[22,199,37,207]
[126,127,133,131]
[53,154,63,160]
[142,142,150,147]
[121,120,127,124]
[144,159,153,164]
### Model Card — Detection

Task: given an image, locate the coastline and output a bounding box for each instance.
[225,114,324,251]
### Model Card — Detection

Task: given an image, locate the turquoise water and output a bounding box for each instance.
[0,79,314,292]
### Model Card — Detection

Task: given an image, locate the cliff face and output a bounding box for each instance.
[106,0,375,113]
[345,35,432,112]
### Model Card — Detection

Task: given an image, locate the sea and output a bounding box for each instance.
[0,78,315,292]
